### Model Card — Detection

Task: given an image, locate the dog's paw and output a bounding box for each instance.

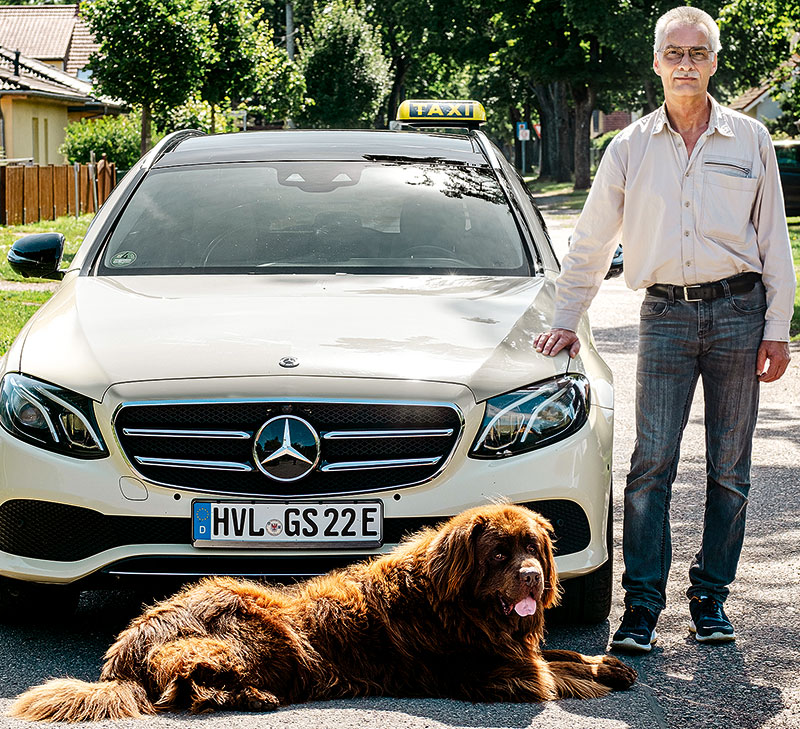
[596,656,637,690]
[236,687,280,712]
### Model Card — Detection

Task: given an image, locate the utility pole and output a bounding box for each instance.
[285,1,296,128]
[286,1,295,61]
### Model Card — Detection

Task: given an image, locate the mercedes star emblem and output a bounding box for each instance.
[253,415,320,482]
[279,357,299,368]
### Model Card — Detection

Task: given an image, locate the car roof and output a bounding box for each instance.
[152,129,488,168]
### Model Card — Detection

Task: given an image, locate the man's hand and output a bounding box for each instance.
[757,340,791,382]
[534,328,581,358]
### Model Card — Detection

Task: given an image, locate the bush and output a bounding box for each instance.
[59,113,145,169]
[591,129,622,161]
[297,0,390,128]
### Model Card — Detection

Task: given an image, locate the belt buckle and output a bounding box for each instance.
[683,285,703,302]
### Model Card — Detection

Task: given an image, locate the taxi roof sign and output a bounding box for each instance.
[396,100,486,129]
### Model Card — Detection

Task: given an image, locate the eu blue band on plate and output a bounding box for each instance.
[193,503,211,540]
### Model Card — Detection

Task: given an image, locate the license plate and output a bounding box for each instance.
[192,500,383,548]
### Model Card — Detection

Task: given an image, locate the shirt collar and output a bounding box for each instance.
[653,94,735,137]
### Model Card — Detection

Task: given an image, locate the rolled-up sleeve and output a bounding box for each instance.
[552,141,626,332]
[753,128,796,342]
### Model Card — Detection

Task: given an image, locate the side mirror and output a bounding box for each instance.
[7,233,65,280]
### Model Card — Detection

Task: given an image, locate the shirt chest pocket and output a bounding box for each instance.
[701,158,759,244]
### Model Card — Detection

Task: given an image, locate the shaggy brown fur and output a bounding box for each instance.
[10,504,636,721]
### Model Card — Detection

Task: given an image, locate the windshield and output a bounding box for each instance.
[98,162,531,275]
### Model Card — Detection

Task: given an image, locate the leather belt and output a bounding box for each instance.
[647,272,761,302]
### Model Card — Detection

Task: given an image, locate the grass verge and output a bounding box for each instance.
[524,178,589,211]
[0,214,92,282]
[0,290,53,356]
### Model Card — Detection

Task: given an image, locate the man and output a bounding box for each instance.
[534,6,794,652]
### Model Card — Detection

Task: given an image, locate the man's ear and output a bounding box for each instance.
[426,514,486,603]
[653,52,662,77]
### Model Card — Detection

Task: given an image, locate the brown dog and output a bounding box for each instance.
[10,504,636,721]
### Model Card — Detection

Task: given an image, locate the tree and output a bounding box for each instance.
[249,21,309,123]
[83,0,210,155]
[199,0,260,133]
[297,0,390,128]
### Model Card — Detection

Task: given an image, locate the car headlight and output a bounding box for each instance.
[0,373,107,458]
[470,374,590,459]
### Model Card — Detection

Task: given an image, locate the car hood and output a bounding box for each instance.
[19,274,572,402]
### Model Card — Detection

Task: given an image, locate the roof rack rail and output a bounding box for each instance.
[142,129,205,170]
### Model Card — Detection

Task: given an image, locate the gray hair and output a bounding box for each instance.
[654,6,721,53]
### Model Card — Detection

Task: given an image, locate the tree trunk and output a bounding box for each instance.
[553,81,571,182]
[210,103,216,135]
[643,78,659,114]
[571,83,596,190]
[386,57,411,126]
[141,103,152,157]
[531,83,557,180]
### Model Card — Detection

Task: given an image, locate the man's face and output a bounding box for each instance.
[653,22,717,99]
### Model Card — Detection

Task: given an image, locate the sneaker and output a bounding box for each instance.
[689,596,736,643]
[611,604,659,653]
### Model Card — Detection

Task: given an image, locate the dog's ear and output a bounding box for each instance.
[426,514,486,603]
[531,514,561,610]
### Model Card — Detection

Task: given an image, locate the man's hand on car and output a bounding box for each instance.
[534,328,581,358]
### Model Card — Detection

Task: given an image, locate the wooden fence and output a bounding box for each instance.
[0,156,116,225]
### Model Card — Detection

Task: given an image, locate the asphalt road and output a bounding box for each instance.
[0,200,798,728]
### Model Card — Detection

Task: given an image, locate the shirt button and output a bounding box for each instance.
[684,201,690,207]
[684,231,689,237]
[685,172,690,177]
[686,261,692,267]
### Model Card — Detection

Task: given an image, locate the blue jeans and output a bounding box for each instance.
[622,280,766,614]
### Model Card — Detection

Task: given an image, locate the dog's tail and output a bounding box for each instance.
[9,677,154,723]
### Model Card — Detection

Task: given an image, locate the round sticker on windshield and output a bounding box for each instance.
[110,251,137,267]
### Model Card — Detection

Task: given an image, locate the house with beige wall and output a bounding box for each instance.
[0,48,121,163]
[0,5,121,163]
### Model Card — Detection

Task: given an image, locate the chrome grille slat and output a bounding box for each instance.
[320,457,441,472]
[134,456,254,472]
[123,429,252,439]
[322,429,453,439]
[114,399,464,498]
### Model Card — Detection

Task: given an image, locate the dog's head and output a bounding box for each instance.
[425,504,560,626]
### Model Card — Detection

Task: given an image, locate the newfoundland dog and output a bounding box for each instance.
[11,503,635,721]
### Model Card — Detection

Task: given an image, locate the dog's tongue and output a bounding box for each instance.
[514,597,537,616]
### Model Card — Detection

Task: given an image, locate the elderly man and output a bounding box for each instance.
[534,6,794,652]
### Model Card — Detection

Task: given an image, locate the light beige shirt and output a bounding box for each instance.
[553,95,795,342]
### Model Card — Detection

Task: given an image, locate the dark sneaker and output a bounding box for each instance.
[611,604,659,653]
[689,596,735,643]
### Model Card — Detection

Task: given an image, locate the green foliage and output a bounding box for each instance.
[154,96,239,134]
[297,0,390,128]
[250,26,309,122]
[59,113,148,169]
[591,129,621,157]
[766,75,800,138]
[199,0,261,110]
[82,0,209,112]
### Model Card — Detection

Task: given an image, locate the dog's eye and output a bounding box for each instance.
[526,542,538,554]
[493,551,509,562]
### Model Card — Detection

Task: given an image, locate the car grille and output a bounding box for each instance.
[114,400,463,497]
[0,499,591,563]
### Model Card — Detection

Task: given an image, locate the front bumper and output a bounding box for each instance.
[0,376,613,585]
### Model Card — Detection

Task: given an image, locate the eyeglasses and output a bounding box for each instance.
[659,45,715,64]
